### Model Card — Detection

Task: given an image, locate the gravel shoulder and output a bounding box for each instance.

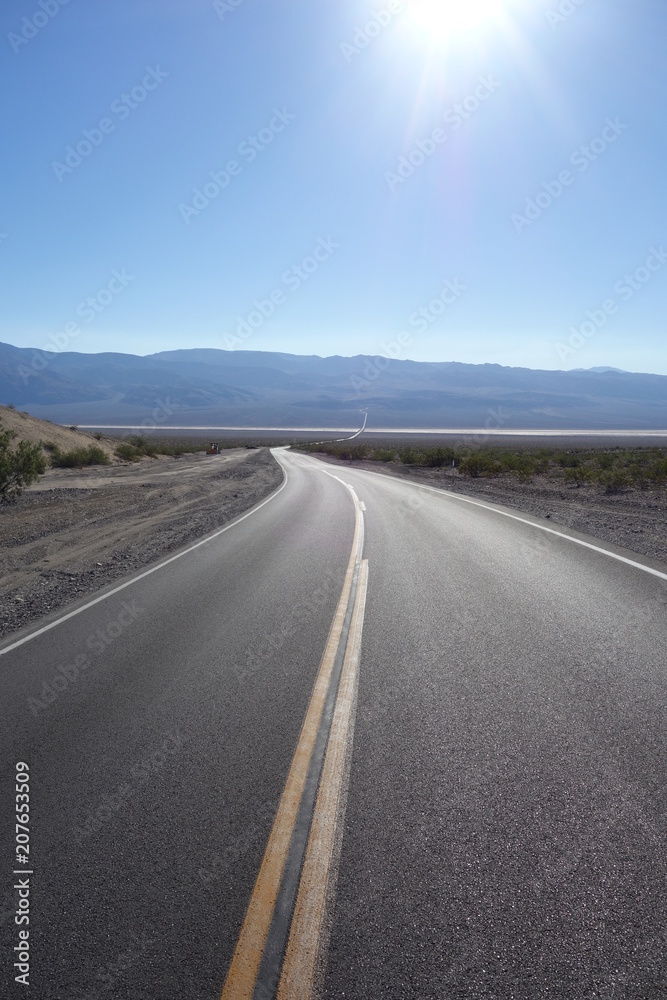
[0,448,283,639]
[309,453,667,567]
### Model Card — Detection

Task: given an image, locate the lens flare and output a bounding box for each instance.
[409,0,504,37]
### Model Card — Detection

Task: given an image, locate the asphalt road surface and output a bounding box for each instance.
[1,448,665,999]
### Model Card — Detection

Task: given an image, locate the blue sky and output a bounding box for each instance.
[1,0,666,373]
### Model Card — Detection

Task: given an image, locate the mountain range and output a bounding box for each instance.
[0,341,665,430]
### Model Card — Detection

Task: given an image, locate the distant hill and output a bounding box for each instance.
[572,366,628,374]
[1,342,666,430]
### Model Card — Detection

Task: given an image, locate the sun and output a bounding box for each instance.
[408,0,504,37]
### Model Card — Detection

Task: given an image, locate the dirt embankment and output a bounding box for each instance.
[311,454,667,567]
[0,405,119,462]
[0,448,283,639]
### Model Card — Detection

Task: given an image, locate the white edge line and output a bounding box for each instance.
[311,458,667,584]
[0,465,289,657]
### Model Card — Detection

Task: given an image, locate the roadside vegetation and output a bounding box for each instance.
[47,443,112,468]
[296,441,667,492]
[111,436,275,461]
[113,435,208,461]
[0,425,46,502]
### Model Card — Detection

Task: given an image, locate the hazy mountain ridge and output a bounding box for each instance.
[1,342,665,429]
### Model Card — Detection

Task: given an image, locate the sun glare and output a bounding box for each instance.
[409,0,504,37]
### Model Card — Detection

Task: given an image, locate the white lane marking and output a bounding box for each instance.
[308,457,667,584]
[359,502,366,511]
[0,468,289,657]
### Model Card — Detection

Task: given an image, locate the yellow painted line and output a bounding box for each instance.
[220,490,362,1000]
[278,559,369,1000]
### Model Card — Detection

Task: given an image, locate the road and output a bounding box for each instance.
[1,448,665,999]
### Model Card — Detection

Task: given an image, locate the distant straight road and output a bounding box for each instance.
[1,448,665,999]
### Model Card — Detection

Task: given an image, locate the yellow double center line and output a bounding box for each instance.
[221,476,368,1000]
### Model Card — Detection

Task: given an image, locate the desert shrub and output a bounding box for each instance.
[459,452,503,478]
[335,444,370,462]
[597,468,630,493]
[50,445,110,468]
[397,447,421,465]
[420,446,457,467]
[373,448,397,463]
[564,466,592,486]
[115,442,143,462]
[127,435,157,457]
[554,451,581,468]
[114,436,202,460]
[534,455,551,475]
[497,451,537,481]
[645,457,667,484]
[0,427,46,501]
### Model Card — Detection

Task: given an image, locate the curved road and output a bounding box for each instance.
[1,448,665,999]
